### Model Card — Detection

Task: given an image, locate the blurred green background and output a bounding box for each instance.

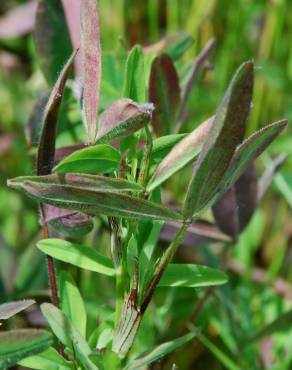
[0,0,292,369]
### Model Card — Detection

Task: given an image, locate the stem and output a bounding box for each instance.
[138,126,153,189]
[141,224,187,313]
[42,223,60,308]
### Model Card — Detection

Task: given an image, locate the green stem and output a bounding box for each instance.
[141,224,187,313]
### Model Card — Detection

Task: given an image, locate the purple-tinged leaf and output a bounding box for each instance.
[7,175,183,222]
[41,205,93,238]
[36,50,77,176]
[0,1,37,39]
[199,119,288,215]
[212,165,257,238]
[96,99,154,143]
[147,116,214,191]
[9,173,143,193]
[81,0,101,144]
[183,61,254,220]
[149,54,181,136]
[34,0,73,85]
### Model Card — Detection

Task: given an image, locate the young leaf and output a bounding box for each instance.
[212,165,258,238]
[0,329,52,369]
[183,61,254,219]
[34,0,73,85]
[41,303,97,370]
[96,99,154,144]
[19,347,74,370]
[53,144,121,174]
[147,116,213,191]
[60,271,87,338]
[37,239,115,276]
[137,133,186,164]
[149,54,181,135]
[123,45,145,103]
[159,264,228,288]
[36,50,77,175]
[8,175,183,222]
[124,332,197,370]
[0,300,35,320]
[81,0,101,144]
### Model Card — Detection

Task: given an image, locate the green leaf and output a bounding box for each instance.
[0,329,52,369]
[41,303,98,370]
[147,117,213,191]
[54,144,121,174]
[138,134,186,164]
[124,332,196,370]
[96,99,154,144]
[36,50,77,175]
[0,300,35,320]
[183,61,254,219]
[34,0,73,85]
[18,347,74,370]
[8,175,183,222]
[159,264,228,287]
[123,45,145,103]
[37,239,115,276]
[81,0,101,144]
[60,271,87,337]
[149,54,181,135]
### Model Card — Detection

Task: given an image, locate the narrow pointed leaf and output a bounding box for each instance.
[9,173,143,193]
[0,300,35,320]
[96,99,154,143]
[124,332,196,370]
[147,117,214,191]
[183,61,254,219]
[37,239,114,276]
[159,264,228,288]
[198,119,288,216]
[41,303,98,370]
[123,45,145,103]
[60,271,87,337]
[54,144,121,174]
[149,54,181,135]
[34,0,73,85]
[36,50,77,175]
[10,182,182,222]
[81,0,101,144]
[0,329,52,369]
